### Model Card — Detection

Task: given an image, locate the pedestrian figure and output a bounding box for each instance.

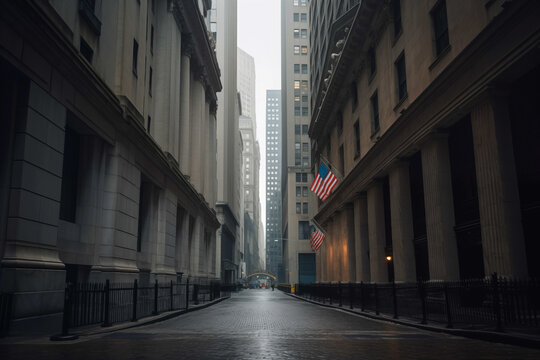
[271,283,275,291]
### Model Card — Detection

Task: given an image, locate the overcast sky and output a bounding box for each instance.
[238,0,281,243]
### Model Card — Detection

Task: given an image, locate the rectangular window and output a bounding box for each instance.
[296,173,302,182]
[293,0,299,6]
[298,221,310,240]
[80,37,93,63]
[303,203,308,214]
[294,64,300,73]
[300,13,307,22]
[302,156,309,167]
[149,67,153,96]
[147,115,151,133]
[337,111,343,135]
[301,46,308,55]
[392,0,402,37]
[371,92,380,134]
[302,173,307,182]
[150,25,154,54]
[295,124,300,135]
[132,39,139,75]
[351,82,358,111]
[395,52,407,101]
[294,29,300,38]
[296,186,301,197]
[302,142,308,152]
[432,0,449,56]
[295,106,301,116]
[302,95,308,103]
[302,106,308,116]
[339,145,345,174]
[303,186,308,197]
[300,0,307,6]
[59,127,80,222]
[301,29,307,38]
[294,80,300,89]
[302,125,308,135]
[301,64,308,74]
[296,202,301,214]
[354,121,360,156]
[293,13,299,22]
[294,45,300,55]
[369,47,376,76]
[301,80,308,90]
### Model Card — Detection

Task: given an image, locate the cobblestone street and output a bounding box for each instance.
[1,290,539,359]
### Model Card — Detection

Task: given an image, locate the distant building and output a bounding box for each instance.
[238,48,262,276]
[265,90,283,281]
[309,0,540,283]
[0,0,221,334]
[211,0,243,285]
[281,0,316,284]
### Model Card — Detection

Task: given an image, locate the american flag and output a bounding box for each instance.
[310,162,338,201]
[311,225,325,251]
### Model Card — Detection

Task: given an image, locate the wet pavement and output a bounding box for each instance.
[1,289,539,359]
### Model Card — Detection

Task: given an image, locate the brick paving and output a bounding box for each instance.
[1,289,539,359]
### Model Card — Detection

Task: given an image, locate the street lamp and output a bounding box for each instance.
[386,255,392,262]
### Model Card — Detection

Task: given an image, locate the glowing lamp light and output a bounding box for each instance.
[386,256,393,262]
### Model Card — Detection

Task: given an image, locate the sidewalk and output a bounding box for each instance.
[0,296,229,345]
[286,292,540,349]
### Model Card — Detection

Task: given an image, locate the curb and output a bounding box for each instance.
[285,292,540,349]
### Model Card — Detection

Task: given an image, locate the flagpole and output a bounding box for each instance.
[311,218,327,237]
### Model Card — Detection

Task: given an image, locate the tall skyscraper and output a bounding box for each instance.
[281,0,316,284]
[266,90,282,280]
[238,48,262,275]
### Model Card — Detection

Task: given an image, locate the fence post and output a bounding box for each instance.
[329,283,333,305]
[375,283,379,315]
[170,280,174,311]
[392,279,398,319]
[153,279,158,315]
[102,279,111,327]
[349,282,354,309]
[444,283,453,328]
[419,280,427,324]
[360,281,365,311]
[50,282,78,341]
[339,281,343,307]
[186,278,190,310]
[492,272,503,332]
[132,279,138,322]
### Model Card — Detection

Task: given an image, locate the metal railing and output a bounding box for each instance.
[0,292,13,337]
[294,274,540,332]
[62,278,222,332]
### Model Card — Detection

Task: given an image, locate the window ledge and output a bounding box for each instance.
[79,0,101,36]
[393,93,408,112]
[429,44,451,71]
[370,129,381,141]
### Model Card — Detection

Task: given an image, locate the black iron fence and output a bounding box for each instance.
[0,292,12,337]
[277,284,292,293]
[63,278,222,331]
[294,274,540,332]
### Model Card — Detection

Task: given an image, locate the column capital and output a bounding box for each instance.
[181,33,195,58]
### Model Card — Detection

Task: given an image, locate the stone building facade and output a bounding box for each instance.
[309,0,540,283]
[0,0,221,334]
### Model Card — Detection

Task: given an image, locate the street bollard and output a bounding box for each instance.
[444,283,453,328]
[170,280,174,311]
[349,282,354,310]
[186,278,190,310]
[492,272,503,332]
[374,283,379,315]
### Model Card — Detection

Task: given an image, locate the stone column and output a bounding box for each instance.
[203,100,211,201]
[421,134,460,280]
[389,161,417,282]
[2,82,66,334]
[209,106,218,206]
[179,37,192,175]
[189,76,204,193]
[367,182,388,283]
[345,204,356,282]
[190,217,201,277]
[354,194,371,282]
[471,94,527,278]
